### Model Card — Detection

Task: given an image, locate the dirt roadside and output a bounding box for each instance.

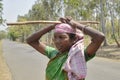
[0,41,12,80]
[97,45,120,60]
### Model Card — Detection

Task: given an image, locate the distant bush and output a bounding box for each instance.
[0,31,7,40]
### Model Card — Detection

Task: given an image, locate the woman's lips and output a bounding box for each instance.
[56,46,62,51]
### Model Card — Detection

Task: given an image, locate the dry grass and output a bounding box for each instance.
[97,45,120,60]
[84,36,120,60]
[0,40,12,80]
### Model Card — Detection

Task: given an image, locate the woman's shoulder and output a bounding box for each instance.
[45,46,59,59]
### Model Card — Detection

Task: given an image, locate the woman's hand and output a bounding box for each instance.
[59,17,71,23]
[59,17,78,29]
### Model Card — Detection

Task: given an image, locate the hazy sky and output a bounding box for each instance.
[0,0,36,30]
[3,0,36,22]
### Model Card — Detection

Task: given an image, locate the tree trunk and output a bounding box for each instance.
[100,0,108,46]
[110,14,120,47]
[118,19,120,38]
[109,0,120,47]
[110,19,120,47]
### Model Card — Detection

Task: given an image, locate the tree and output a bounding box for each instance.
[115,0,120,38]
[7,27,19,41]
[99,0,108,46]
[0,30,6,40]
[12,0,119,47]
[107,0,120,47]
[0,0,3,24]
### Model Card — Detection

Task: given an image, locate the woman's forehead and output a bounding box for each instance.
[54,32,68,36]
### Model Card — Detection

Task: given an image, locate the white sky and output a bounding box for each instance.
[0,0,36,30]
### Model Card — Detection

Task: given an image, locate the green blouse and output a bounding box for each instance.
[45,46,95,80]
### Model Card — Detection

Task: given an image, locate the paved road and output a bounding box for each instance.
[86,57,120,80]
[2,40,120,80]
[2,40,49,80]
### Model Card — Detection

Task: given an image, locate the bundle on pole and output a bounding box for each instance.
[6,20,100,26]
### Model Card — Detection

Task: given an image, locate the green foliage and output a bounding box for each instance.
[0,0,3,24]
[7,27,20,41]
[6,0,120,46]
[14,16,32,42]
[0,30,6,40]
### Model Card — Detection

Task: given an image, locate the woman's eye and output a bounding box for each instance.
[59,36,65,39]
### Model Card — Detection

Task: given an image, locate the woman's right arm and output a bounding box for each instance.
[26,24,55,55]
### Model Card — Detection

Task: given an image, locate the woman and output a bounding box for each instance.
[26,17,105,80]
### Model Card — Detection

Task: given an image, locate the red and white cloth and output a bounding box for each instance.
[55,23,87,80]
[63,39,87,80]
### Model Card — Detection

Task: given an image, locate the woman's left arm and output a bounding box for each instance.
[70,21,105,56]
[59,17,105,56]
[82,26,105,55]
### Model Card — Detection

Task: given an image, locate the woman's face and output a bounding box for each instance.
[53,32,74,53]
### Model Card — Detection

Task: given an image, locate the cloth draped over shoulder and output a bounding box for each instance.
[54,23,87,80]
[62,39,86,80]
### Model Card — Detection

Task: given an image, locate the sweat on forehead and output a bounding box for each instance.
[54,23,76,34]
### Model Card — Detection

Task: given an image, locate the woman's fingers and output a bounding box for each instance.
[66,16,72,21]
[59,17,67,23]
[59,17,73,26]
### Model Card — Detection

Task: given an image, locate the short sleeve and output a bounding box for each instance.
[45,46,59,59]
[84,49,96,62]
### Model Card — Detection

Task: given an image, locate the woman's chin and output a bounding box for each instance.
[58,49,68,53]
[56,47,69,53]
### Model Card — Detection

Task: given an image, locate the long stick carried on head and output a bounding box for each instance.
[6,20,100,26]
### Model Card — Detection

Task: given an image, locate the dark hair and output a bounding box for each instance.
[67,33,76,40]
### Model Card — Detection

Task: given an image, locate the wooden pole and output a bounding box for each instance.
[6,20,100,26]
